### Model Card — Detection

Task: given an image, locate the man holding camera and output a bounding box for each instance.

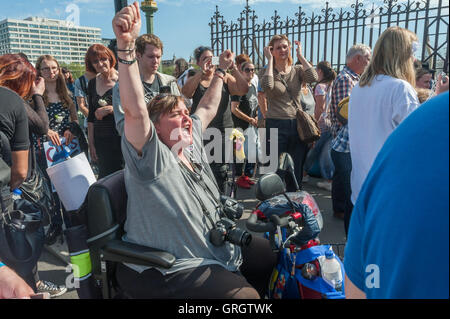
[111,2,276,299]
[113,33,180,135]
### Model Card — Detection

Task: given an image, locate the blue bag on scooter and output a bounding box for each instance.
[257,192,323,246]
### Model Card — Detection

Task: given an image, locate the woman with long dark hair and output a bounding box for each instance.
[304,61,337,191]
[35,54,79,247]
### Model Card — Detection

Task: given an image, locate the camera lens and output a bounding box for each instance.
[227,228,252,247]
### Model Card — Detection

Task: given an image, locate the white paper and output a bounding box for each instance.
[46,153,97,211]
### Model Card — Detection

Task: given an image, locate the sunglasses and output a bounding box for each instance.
[244,68,255,73]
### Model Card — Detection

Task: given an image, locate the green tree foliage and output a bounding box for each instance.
[60,63,85,79]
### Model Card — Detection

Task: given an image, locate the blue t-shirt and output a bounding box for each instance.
[344,92,449,299]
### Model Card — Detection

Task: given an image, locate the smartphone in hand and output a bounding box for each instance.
[212,56,220,66]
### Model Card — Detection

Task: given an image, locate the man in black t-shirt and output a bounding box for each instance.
[0,87,30,194]
[112,34,180,135]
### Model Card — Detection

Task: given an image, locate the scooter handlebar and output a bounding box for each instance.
[269,214,292,227]
[246,213,277,233]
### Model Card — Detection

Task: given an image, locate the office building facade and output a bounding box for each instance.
[0,17,101,65]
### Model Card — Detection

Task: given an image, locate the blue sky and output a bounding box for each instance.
[1,0,442,62]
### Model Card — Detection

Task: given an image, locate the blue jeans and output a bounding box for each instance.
[266,118,309,191]
[304,131,334,180]
[330,149,353,235]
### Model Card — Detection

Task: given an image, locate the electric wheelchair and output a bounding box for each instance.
[84,170,175,299]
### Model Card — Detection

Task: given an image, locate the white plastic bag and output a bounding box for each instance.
[46,153,96,211]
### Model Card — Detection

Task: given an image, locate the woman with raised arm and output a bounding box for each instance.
[181,45,249,193]
[111,2,276,299]
[260,36,318,190]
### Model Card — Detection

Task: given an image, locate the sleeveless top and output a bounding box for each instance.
[191,82,232,133]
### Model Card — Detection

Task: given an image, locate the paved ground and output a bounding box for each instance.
[38,175,346,299]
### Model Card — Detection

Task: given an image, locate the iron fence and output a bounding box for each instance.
[209,0,449,73]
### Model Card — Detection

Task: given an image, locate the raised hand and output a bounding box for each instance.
[112,1,141,48]
[295,41,303,60]
[219,50,234,71]
[200,56,215,75]
[263,46,273,61]
[30,76,45,96]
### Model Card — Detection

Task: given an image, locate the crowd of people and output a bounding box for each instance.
[0,1,448,299]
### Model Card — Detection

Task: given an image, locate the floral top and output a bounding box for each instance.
[33,102,70,149]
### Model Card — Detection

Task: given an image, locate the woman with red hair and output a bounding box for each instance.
[85,44,123,178]
[0,53,68,297]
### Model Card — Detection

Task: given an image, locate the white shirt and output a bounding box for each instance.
[349,74,420,204]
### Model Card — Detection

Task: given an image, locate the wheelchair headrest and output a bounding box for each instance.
[86,170,127,245]
[89,170,127,225]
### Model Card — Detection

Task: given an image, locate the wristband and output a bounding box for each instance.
[117,57,137,65]
[216,68,226,77]
[0,262,6,268]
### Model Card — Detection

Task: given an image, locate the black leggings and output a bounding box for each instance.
[116,236,278,299]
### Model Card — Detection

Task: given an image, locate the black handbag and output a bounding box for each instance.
[0,194,44,277]
[0,154,44,277]
[19,164,54,226]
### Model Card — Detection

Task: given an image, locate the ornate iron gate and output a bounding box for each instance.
[210,0,449,73]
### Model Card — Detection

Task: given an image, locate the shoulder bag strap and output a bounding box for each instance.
[279,78,302,113]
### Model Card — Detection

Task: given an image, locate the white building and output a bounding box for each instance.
[0,17,102,65]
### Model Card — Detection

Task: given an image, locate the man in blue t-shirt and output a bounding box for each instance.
[344,92,449,299]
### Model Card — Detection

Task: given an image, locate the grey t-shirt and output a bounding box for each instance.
[121,114,242,275]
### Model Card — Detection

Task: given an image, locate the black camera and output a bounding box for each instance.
[210,217,252,247]
[220,195,243,220]
[209,196,251,247]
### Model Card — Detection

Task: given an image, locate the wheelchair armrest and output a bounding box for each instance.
[101,240,176,269]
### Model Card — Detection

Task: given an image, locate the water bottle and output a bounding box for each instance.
[12,188,22,201]
[320,250,343,291]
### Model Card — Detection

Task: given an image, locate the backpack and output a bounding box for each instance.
[336,96,349,125]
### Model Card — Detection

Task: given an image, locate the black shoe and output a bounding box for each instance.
[45,224,62,246]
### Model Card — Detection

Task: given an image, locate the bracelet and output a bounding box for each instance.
[0,262,6,268]
[214,72,224,81]
[32,94,44,99]
[117,57,137,65]
[216,68,226,77]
